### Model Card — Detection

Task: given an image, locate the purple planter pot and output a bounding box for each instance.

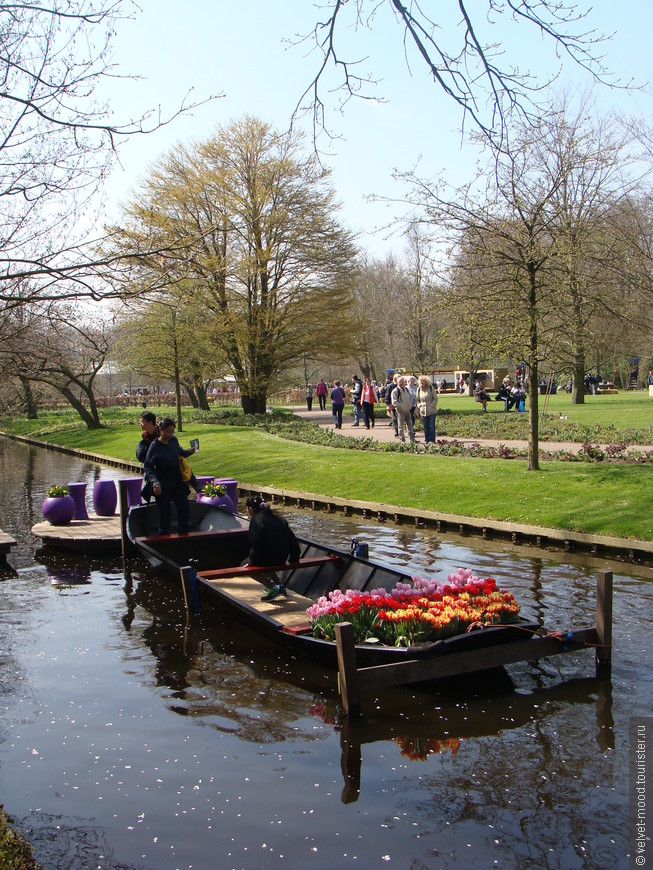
[121,477,144,510]
[66,482,89,520]
[93,479,117,516]
[42,495,76,526]
[214,478,238,512]
[199,494,234,513]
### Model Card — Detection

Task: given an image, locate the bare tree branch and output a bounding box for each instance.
[291,1,629,148]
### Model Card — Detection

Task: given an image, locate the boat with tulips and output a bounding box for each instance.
[127,501,538,668]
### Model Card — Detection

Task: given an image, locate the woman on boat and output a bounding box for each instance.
[244,495,300,601]
[143,417,196,536]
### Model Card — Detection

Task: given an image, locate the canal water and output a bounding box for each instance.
[0,437,649,869]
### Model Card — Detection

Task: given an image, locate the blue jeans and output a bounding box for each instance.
[352,402,362,424]
[423,413,436,443]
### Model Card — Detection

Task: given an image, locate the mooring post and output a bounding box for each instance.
[119,480,137,558]
[595,570,613,666]
[335,622,361,717]
[179,566,201,615]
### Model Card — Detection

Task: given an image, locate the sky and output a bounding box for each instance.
[101,1,653,259]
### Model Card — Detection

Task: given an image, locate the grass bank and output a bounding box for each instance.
[4,410,652,541]
[0,807,39,869]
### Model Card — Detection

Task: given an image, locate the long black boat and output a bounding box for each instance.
[127,501,539,668]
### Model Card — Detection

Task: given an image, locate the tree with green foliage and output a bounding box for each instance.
[114,293,224,429]
[112,116,359,413]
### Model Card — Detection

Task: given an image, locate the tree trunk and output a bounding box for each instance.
[570,356,585,405]
[527,364,539,471]
[58,387,102,428]
[183,379,199,408]
[241,392,267,415]
[527,264,539,471]
[19,375,38,419]
[195,381,210,411]
[172,314,183,432]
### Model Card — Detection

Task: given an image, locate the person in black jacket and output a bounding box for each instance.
[143,417,196,535]
[244,495,301,601]
[136,411,159,463]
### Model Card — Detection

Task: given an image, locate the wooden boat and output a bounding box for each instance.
[127,502,539,668]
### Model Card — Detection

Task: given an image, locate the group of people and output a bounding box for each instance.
[493,377,526,412]
[136,411,300,602]
[137,412,199,536]
[379,373,439,444]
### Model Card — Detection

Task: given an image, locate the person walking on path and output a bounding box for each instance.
[408,375,418,428]
[361,376,379,429]
[391,376,415,443]
[350,374,363,426]
[330,380,346,429]
[385,373,399,436]
[417,375,438,443]
[315,379,328,410]
[305,383,313,411]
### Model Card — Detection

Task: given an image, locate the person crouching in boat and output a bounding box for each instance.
[143,417,196,536]
[244,495,300,602]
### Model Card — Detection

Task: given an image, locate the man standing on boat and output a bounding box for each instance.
[244,495,300,601]
[136,411,159,462]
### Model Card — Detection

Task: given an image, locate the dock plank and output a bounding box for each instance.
[0,528,16,560]
[32,516,121,547]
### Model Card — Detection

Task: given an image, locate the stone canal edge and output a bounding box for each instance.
[4,430,652,568]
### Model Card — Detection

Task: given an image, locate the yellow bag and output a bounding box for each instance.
[178,455,192,482]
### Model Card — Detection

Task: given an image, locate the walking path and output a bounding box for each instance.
[291,407,652,455]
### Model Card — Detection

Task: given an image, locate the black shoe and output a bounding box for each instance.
[261,584,286,602]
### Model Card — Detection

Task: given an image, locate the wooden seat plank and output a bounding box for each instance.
[138,527,248,545]
[197,554,340,581]
[200,571,315,628]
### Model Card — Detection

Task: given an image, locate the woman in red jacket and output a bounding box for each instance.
[360,376,379,429]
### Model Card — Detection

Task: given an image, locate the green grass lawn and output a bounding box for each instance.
[5,410,652,541]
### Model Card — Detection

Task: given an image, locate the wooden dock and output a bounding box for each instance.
[31,516,122,552]
[0,528,16,564]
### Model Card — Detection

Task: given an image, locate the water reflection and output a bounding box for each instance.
[332,669,614,803]
[0,436,647,869]
[101,549,617,807]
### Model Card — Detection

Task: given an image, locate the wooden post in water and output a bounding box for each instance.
[119,480,137,558]
[179,565,202,614]
[335,622,361,717]
[595,570,613,666]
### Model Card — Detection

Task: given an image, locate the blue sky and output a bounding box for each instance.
[104,1,653,257]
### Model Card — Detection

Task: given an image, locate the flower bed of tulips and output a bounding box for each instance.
[306,568,520,647]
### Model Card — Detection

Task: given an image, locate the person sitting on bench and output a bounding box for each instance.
[243,495,301,601]
[495,377,516,411]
